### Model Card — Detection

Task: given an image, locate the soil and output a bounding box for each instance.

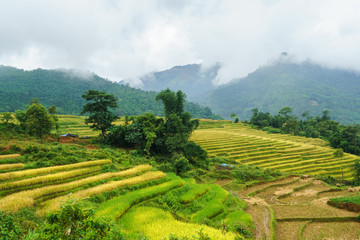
[302,222,360,240]
[292,189,318,197]
[239,177,360,239]
[212,179,232,186]
[276,221,307,240]
[244,197,271,239]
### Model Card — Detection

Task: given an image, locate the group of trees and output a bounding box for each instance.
[1,98,58,141]
[248,107,360,156]
[102,89,208,173]
[1,88,207,175]
[81,88,208,174]
[0,66,221,120]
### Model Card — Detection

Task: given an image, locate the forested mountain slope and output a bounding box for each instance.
[202,62,360,124]
[0,66,220,119]
[140,63,219,101]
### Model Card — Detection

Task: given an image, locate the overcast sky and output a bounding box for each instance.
[1,0,360,85]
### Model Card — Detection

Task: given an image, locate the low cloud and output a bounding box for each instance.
[1,0,360,85]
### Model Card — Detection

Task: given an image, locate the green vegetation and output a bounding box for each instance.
[203,61,360,124]
[3,84,360,239]
[105,89,208,174]
[248,106,360,162]
[328,196,360,205]
[191,122,360,182]
[0,66,221,119]
[81,90,118,138]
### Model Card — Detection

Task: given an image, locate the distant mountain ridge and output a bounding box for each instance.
[202,61,360,124]
[0,66,221,119]
[140,63,220,101]
[138,60,360,124]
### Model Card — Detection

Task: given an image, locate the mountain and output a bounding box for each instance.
[140,64,219,101]
[202,61,360,124]
[0,66,221,119]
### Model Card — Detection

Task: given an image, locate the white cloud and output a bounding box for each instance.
[0,0,360,85]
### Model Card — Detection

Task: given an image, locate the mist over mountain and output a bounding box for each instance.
[202,61,360,124]
[0,66,221,119]
[136,59,360,124]
[140,64,220,101]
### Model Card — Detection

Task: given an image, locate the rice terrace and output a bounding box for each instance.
[1,111,360,239]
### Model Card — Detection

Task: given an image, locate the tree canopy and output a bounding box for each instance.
[81,90,118,138]
[105,89,207,174]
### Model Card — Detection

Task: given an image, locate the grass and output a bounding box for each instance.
[328,196,360,205]
[0,154,21,160]
[0,159,112,181]
[0,163,25,171]
[191,123,359,180]
[0,164,153,212]
[224,210,254,229]
[0,166,102,191]
[95,179,185,221]
[38,171,166,215]
[179,184,209,204]
[190,184,229,223]
[117,206,239,240]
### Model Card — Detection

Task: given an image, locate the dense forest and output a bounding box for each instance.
[0,66,221,119]
[203,61,360,124]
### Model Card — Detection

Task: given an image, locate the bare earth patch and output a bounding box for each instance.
[244,198,271,240]
[273,200,359,219]
[274,187,293,196]
[293,189,318,197]
[276,221,307,240]
[302,222,360,240]
[212,179,232,186]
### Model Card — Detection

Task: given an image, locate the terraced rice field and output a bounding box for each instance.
[57,115,125,137]
[236,176,360,239]
[192,123,359,180]
[0,153,248,239]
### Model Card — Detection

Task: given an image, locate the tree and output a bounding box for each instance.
[15,110,27,130]
[81,90,118,138]
[156,89,199,155]
[155,88,186,118]
[25,102,53,141]
[230,113,239,123]
[0,112,14,124]
[334,148,344,183]
[48,105,60,141]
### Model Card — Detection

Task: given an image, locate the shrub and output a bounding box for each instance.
[35,200,125,240]
[184,141,208,169]
[0,211,22,240]
[173,156,191,175]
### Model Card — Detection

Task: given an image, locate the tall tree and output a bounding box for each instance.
[155,88,186,118]
[25,102,53,141]
[156,89,199,154]
[81,90,118,138]
[48,105,60,142]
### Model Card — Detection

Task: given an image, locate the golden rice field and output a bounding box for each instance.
[57,115,125,137]
[192,122,360,180]
[0,153,248,239]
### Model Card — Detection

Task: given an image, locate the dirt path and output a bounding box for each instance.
[244,197,272,239]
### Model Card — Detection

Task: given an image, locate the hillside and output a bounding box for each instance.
[2,118,360,239]
[202,61,360,124]
[140,63,219,101]
[0,66,221,119]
